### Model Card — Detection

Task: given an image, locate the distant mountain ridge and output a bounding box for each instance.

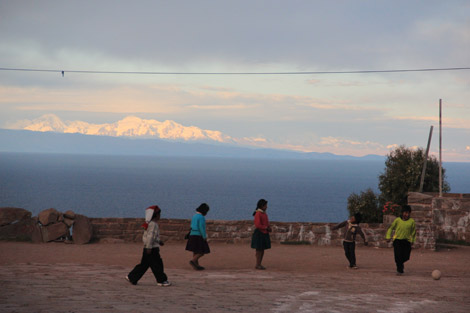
[14,114,260,145]
[0,128,385,160]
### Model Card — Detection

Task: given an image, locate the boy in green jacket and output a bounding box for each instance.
[386,205,416,275]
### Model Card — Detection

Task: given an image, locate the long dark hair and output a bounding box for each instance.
[253,199,268,216]
[196,203,210,216]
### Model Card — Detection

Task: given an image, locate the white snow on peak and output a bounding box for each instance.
[18,114,235,143]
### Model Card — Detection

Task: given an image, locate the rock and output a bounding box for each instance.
[0,207,32,226]
[31,224,43,243]
[64,210,76,219]
[0,217,36,241]
[408,192,434,204]
[72,215,93,244]
[382,214,397,225]
[38,208,60,226]
[41,222,68,242]
[63,218,75,227]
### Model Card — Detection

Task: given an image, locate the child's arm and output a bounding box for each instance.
[358,226,368,245]
[144,222,158,250]
[410,220,416,243]
[198,216,207,239]
[254,212,268,232]
[332,221,347,230]
[385,219,398,241]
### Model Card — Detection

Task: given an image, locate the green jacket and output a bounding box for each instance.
[386,217,416,243]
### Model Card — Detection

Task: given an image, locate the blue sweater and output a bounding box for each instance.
[189,213,207,239]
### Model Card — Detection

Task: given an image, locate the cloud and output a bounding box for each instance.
[393,116,470,129]
[319,136,384,150]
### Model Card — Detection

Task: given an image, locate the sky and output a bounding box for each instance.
[1,0,469,161]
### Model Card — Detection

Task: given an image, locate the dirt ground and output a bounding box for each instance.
[1,241,469,313]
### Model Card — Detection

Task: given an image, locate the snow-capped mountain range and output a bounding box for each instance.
[15,114,260,145]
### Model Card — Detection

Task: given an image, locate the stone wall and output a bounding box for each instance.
[4,192,469,250]
[408,192,470,248]
[90,217,393,248]
[90,192,470,250]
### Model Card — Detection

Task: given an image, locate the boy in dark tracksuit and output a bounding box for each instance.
[333,213,368,269]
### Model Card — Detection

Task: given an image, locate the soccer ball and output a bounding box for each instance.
[431,270,441,280]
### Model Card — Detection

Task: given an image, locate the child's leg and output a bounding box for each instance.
[393,240,406,273]
[350,242,356,267]
[402,241,412,264]
[149,248,168,283]
[192,253,204,264]
[343,242,356,267]
[190,253,205,270]
[128,249,151,283]
[256,249,265,267]
[343,241,350,265]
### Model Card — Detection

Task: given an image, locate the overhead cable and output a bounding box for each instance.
[0,66,469,75]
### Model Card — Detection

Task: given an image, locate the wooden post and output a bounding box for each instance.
[419,125,433,192]
[439,99,443,197]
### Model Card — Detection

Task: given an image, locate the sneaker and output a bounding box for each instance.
[157,281,172,287]
[352,265,359,269]
[255,265,266,270]
[125,276,137,285]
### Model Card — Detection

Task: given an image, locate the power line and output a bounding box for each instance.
[0,66,469,75]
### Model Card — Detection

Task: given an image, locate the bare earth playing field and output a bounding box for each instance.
[1,241,469,313]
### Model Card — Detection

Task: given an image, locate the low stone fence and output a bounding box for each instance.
[90,192,470,250]
[90,218,395,248]
[2,192,469,250]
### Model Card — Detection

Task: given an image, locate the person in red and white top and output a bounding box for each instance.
[126,205,171,286]
[251,199,272,270]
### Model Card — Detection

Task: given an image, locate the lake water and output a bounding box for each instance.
[1,152,468,222]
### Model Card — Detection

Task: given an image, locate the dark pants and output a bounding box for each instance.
[128,247,168,284]
[343,241,356,267]
[393,239,411,273]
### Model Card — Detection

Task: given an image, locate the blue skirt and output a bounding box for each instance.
[251,229,271,250]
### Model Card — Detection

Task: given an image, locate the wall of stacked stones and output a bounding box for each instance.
[90,192,470,249]
[2,192,469,249]
[408,192,470,246]
[90,218,393,248]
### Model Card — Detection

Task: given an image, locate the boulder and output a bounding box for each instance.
[0,217,36,241]
[41,222,68,242]
[38,208,60,226]
[64,210,76,219]
[63,218,75,227]
[31,224,43,243]
[72,214,93,244]
[0,207,32,226]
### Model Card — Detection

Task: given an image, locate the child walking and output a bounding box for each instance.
[386,205,416,275]
[251,199,271,270]
[333,213,368,269]
[126,205,171,286]
[186,203,211,270]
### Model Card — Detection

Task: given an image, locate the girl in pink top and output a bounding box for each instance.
[251,199,272,270]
